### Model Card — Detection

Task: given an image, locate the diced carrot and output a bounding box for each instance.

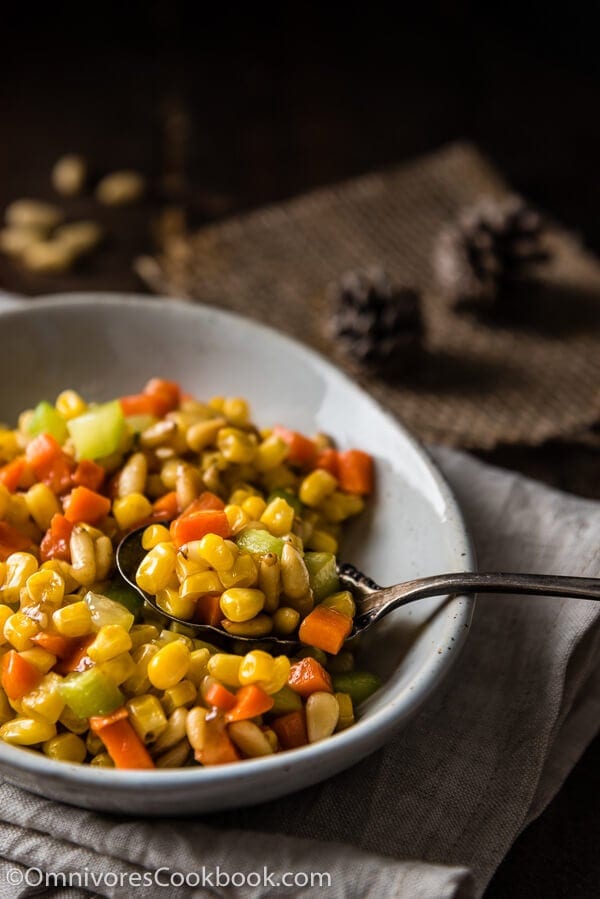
[143,378,181,414]
[226,684,274,722]
[194,593,222,627]
[0,457,27,492]
[313,448,339,477]
[26,433,74,495]
[1,650,43,700]
[39,513,73,562]
[205,681,237,711]
[337,449,374,495]
[0,521,33,561]
[31,632,78,659]
[55,635,95,675]
[63,486,111,524]
[181,491,225,515]
[273,426,317,468]
[271,709,308,750]
[120,394,163,418]
[170,510,231,549]
[196,716,240,765]
[153,491,179,518]
[90,714,154,769]
[89,705,129,732]
[72,459,105,492]
[287,657,333,697]
[298,605,353,655]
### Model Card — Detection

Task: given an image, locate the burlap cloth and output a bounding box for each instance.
[137,141,600,450]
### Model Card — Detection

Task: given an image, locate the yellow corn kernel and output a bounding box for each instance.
[299,469,338,507]
[238,650,273,686]
[186,648,211,686]
[240,495,266,520]
[260,464,298,493]
[0,429,20,463]
[40,559,79,593]
[320,590,356,619]
[221,614,273,637]
[162,679,197,715]
[112,493,153,531]
[224,504,251,535]
[43,731,87,762]
[25,569,65,609]
[193,533,234,572]
[186,417,227,453]
[228,720,274,757]
[135,542,177,594]
[19,647,57,674]
[218,553,258,589]
[4,611,39,650]
[90,752,114,767]
[335,692,355,731]
[123,643,159,695]
[0,605,13,643]
[174,552,208,584]
[52,600,92,637]
[273,606,300,635]
[306,529,338,554]
[158,629,193,649]
[127,694,168,744]
[129,624,160,649]
[6,493,33,528]
[180,570,222,600]
[219,587,265,622]
[0,716,56,745]
[99,651,137,685]
[207,653,242,687]
[21,672,65,723]
[217,427,257,464]
[142,524,171,550]
[25,482,61,531]
[58,706,89,734]
[0,688,14,724]
[222,396,250,427]
[228,486,258,506]
[156,586,196,620]
[254,434,288,472]
[0,552,39,604]
[55,389,87,420]
[319,491,364,523]
[260,497,295,537]
[147,641,190,690]
[87,624,132,663]
[208,396,225,413]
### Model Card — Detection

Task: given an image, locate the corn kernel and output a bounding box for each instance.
[175,550,210,582]
[99,651,137,685]
[260,464,298,493]
[142,524,171,550]
[21,672,65,723]
[123,643,159,695]
[55,389,87,420]
[220,588,265,622]
[193,533,235,572]
[4,611,39,650]
[224,504,251,535]
[135,542,177,594]
[19,647,57,674]
[43,731,86,762]
[147,641,190,690]
[0,429,20,464]
[87,624,132,663]
[242,495,267,520]
[207,653,242,687]
[208,396,225,412]
[0,605,13,643]
[223,397,250,427]
[319,491,364,523]
[186,648,211,686]
[238,650,273,686]
[162,679,197,714]
[299,469,338,507]
[129,624,160,650]
[25,569,65,609]
[180,570,222,600]
[52,601,92,637]
[156,586,196,620]
[218,553,258,589]
[0,552,38,604]
[25,483,61,531]
[40,559,79,593]
[0,716,56,745]
[306,529,338,554]
[229,487,258,506]
[255,434,289,472]
[217,427,257,464]
[113,493,153,530]
[260,497,295,537]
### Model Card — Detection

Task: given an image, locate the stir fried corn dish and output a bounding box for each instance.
[0,379,380,769]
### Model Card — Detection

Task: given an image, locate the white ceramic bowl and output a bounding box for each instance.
[0,293,474,815]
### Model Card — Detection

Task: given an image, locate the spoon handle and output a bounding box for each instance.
[358,572,600,627]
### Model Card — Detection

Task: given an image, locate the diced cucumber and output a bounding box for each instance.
[103,577,144,618]
[331,671,382,706]
[269,684,303,716]
[59,668,124,719]
[236,528,285,558]
[303,551,340,602]
[27,401,68,444]
[67,400,125,461]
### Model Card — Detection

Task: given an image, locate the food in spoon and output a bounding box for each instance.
[0,379,380,767]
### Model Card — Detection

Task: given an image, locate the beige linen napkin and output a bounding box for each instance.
[1,447,599,899]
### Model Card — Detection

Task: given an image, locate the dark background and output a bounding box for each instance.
[2,3,599,895]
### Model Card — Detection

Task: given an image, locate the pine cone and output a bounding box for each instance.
[434,195,550,308]
[332,267,423,377]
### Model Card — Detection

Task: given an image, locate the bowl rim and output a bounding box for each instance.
[0,292,475,790]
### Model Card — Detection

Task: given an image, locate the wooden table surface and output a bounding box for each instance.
[2,5,599,894]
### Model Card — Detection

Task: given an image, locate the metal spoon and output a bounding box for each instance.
[117,526,600,652]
